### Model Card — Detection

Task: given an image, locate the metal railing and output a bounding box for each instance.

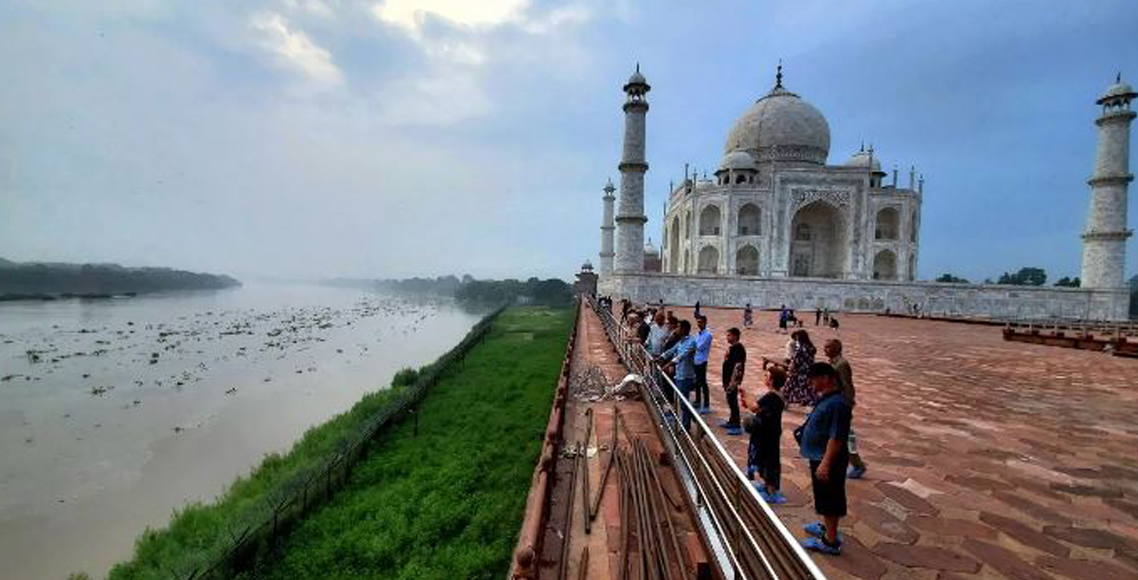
[588,297,827,580]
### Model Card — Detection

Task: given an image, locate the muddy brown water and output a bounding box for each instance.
[0,283,482,580]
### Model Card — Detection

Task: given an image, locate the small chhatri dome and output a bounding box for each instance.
[1098,72,1136,104]
[623,63,650,94]
[845,144,882,172]
[719,150,757,171]
[628,63,646,85]
[643,237,659,256]
[581,260,594,271]
[603,178,616,194]
[724,64,831,165]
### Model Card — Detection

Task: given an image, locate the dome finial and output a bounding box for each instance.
[859,140,865,152]
[775,59,784,88]
[1118,71,1122,83]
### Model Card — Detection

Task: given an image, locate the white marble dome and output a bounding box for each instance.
[845,148,882,171]
[719,150,757,171]
[724,85,830,165]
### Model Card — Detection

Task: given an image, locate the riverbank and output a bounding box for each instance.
[103,305,572,580]
[0,285,482,580]
[239,306,573,580]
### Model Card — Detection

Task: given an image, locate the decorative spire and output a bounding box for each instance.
[775,60,784,89]
[859,141,865,152]
[1118,71,1122,84]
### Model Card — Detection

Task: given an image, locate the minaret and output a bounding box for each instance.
[599,179,617,277]
[1081,74,1135,290]
[614,64,650,274]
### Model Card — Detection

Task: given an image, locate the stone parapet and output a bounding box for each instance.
[598,272,1131,322]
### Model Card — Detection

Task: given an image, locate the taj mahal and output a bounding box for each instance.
[594,65,1134,321]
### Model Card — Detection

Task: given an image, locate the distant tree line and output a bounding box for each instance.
[0,259,240,298]
[374,275,573,307]
[936,268,1083,288]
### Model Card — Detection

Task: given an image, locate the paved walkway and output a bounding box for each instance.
[542,302,708,580]
[672,306,1138,580]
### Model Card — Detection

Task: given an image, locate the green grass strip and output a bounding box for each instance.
[106,307,510,580]
[236,306,573,580]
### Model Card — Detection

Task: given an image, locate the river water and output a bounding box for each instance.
[0,283,483,580]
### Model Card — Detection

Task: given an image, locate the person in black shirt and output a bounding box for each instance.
[718,327,746,434]
[745,366,786,503]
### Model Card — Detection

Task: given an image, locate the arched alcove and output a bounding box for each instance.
[873,249,898,280]
[875,207,899,240]
[737,204,761,236]
[736,245,759,276]
[699,205,722,236]
[669,216,681,273]
[697,245,720,275]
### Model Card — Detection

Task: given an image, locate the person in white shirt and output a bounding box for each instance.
[647,311,670,356]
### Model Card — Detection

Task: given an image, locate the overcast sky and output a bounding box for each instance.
[1,0,1135,282]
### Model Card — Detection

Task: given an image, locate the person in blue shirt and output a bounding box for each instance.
[692,315,713,415]
[797,362,852,556]
[655,319,697,430]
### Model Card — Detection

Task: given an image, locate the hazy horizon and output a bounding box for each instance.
[2,0,1136,284]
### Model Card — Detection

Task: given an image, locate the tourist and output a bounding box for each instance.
[692,314,713,414]
[626,313,642,344]
[694,300,702,317]
[647,311,670,356]
[659,318,682,403]
[656,319,697,429]
[637,311,651,344]
[621,298,631,322]
[829,316,840,330]
[718,327,746,435]
[822,307,830,325]
[783,330,817,406]
[824,339,868,479]
[778,305,789,333]
[745,366,786,503]
[815,308,822,326]
[743,303,754,327]
[798,362,853,556]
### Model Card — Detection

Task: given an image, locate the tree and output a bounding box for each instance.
[935,273,969,284]
[1053,276,1081,288]
[997,267,1047,286]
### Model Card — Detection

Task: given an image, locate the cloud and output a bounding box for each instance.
[251,11,343,89]
[372,0,529,36]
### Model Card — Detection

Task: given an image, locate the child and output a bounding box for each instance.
[744,366,787,504]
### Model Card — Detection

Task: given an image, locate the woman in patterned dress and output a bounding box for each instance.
[783,330,817,406]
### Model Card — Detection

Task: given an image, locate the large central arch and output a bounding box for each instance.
[789,200,848,278]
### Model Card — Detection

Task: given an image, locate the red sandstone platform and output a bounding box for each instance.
[674,306,1138,580]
